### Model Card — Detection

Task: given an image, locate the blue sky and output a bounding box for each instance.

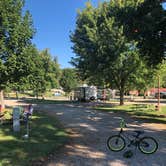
[24,1,166,68]
[162,2,166,9]
[24,0,105,68]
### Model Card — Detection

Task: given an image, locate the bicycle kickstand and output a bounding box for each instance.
[134,146,137,155]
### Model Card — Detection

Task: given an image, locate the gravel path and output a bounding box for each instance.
[33,103,166,166]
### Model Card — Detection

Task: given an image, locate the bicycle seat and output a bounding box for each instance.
[134,130,144,135]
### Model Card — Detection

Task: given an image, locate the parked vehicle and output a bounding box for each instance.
[97,88,112,100]
[74,86,97,101]
[155,92,166,99]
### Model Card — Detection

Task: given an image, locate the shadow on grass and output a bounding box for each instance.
[4,100,165,165]
[20,98,78,104]
[95,107,166,124]
[0,111,68,166]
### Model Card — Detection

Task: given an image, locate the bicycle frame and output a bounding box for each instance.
[107,118,158,154]
[118,128,142,147]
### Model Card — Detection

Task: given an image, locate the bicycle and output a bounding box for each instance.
[107,118,158,154]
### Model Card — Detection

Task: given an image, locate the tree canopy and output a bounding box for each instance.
[0,1,63,101]
[70,0,164,105]
[125,0,166,65]
[0,0,35,90]
[60,68,79,93]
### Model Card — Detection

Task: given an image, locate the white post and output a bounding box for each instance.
[13,107,20,132]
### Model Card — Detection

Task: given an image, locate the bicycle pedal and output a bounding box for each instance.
[123,150,133,158]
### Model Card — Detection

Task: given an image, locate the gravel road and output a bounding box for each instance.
[32,103,166,166]
[4,100,166,166]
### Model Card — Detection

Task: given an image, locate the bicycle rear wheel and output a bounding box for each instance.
[107,135,126,152]
[139,136,158,154]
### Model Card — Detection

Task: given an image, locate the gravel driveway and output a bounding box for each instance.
[33,103,166,166]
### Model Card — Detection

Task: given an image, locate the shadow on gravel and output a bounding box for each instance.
[41,103,165,166]
[10,100,166,166]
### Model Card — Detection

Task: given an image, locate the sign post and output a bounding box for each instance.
[13,107,20,132]
[155,75,160,111]
[158,75,160,111]
[23,114,30,139]
[23,104,33,139]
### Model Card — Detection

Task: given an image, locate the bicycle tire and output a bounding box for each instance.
[107,135,126,152]
[138,136,158,154]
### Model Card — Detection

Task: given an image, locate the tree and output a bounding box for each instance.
[27,49,61,98]
[71,1,146,105]
[7,45,40,98]
[126,66,155,97]
[153,60,166,88]
[39,49,61,89]
[5,48,62,99]
[106,0,166,96]
[116,0,166,65]
[0,0,35,107]
[60,68,78,93]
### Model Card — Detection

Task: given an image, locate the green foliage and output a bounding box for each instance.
[153,60,166,88]
[60,68,78,93]
[126,62,155,95]
[71,1,148,105]
[26,49,61,98]
[3,47,62,98]
[71,0,166,104]
[96,104,166,123]
[0,0,35,90]
[40,49,61,89]
[119,0,166,65]
[0,111,68,166]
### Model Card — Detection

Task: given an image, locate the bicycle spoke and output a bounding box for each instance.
[107,135,125,152]
[139,137,158,154]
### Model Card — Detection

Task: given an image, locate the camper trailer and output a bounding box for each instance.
[97,88,112,100]
[74,86,97,101]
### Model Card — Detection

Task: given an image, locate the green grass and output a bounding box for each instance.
[23,98,74,104]
[95,104,166,124]
[0,110,68,166]
[5,90,66,99]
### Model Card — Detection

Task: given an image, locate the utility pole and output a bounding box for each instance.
[156,75,160,111]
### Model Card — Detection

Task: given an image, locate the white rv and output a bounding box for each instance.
[74,86,97,101]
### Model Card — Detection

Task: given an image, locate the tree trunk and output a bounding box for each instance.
[16,91,19,99]
[120,89,124,105]
[36,91,38,99]
[143,89,147,99]
[0,90,5,109]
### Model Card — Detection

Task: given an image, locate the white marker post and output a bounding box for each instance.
[23,104,33,139]
[13,107,20,132]
[23,116,29,139]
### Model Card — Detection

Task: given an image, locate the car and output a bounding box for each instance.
[155,92,166,99]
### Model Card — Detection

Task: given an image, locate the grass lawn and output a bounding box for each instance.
[23,98,71,104]
[0,110,68,166]
[95,104,166,124]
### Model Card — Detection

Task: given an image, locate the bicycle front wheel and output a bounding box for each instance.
[107,135,126,152]
[139,137,158,154]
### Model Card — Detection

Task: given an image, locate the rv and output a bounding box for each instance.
[74,86,97,101]
[97,88,112,100]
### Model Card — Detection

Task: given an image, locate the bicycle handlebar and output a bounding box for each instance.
[120,118,126,129]
[114,117,126,129]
